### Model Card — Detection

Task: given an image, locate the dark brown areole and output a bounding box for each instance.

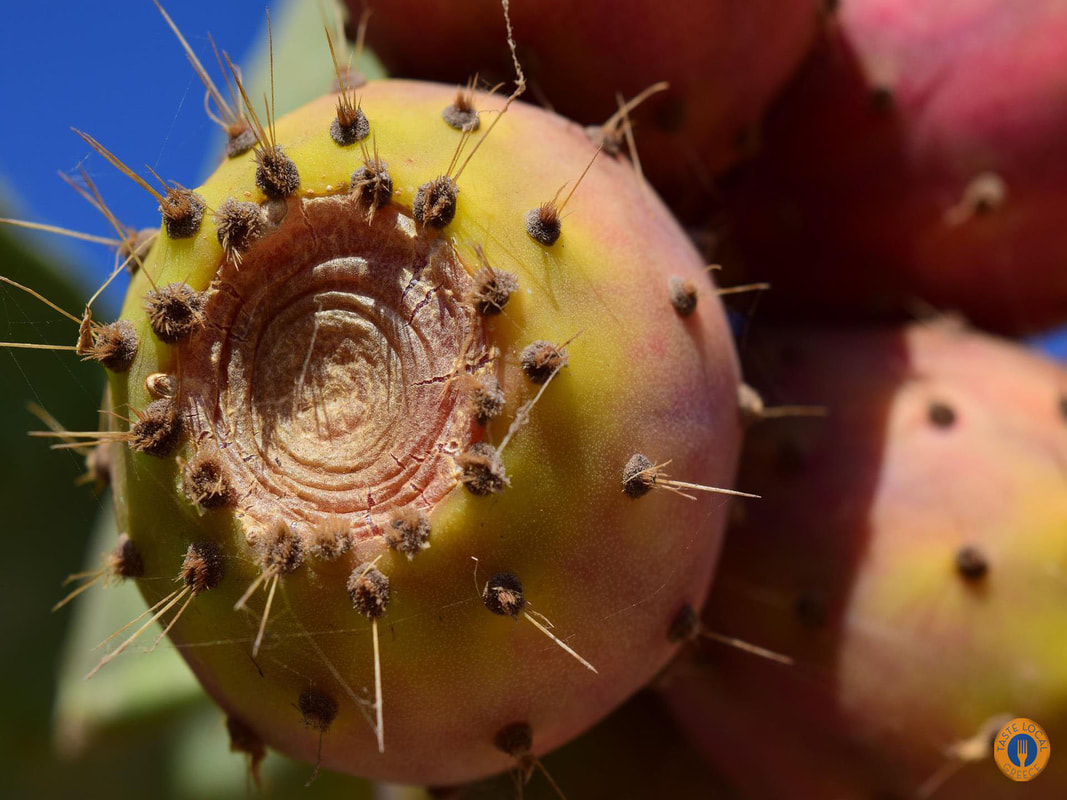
[182,540,225,593]
[667,603,701,643]
[299,687,339,732]
[482,571,526,618]
[520,340,567,384]
[348,563,391,619]
[386,507,432,559]
[668,276,698,316]
[413,176,458,228]
[82,319,139,372]
[108,533,145,580]
[442,85,480,132]
[159,188,207,239]
[255,520,306,574]
[255,146,301,199]
[215,198,266,261]
[462,373,506,425]
[525,203,561,245]
[470,268,518,315]
[458,442,508,495]
[182,450,234,509]
[330,103,370,146]
[621,453,656,497]
[351,159,394,210]
[307,516,353,561]
[131,398,183,458]
[145,283,206,344]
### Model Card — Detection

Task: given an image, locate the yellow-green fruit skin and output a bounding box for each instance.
[107,80,742,784]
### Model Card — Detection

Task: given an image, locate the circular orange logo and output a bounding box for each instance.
[994,718,1050,782]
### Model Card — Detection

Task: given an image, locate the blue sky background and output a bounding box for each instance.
[1032,327,1067,360]
[0,2,276,314]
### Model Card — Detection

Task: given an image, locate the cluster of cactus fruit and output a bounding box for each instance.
[4,0,1067,797]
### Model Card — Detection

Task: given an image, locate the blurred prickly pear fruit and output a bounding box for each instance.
[720,0,1067,334]
[665,322,1067,798]
[357,0,823,222]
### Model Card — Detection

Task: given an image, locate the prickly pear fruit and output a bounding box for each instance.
[664,322,1067,798]
[358,0,823,222]
[719,0,1067,334]
[82,74,744,786]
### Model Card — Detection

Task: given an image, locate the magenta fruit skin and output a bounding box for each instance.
[357,0,823,223]
[720,0,1067,334]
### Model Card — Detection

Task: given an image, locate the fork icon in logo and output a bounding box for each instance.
[1009,733,1037,768]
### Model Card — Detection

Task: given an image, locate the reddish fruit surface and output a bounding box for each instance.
[428,691,723,799]
[665,322,1067,798]
[357,0,822,222]
[719,0,1067,334]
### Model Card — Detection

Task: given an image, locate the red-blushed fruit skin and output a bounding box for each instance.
[718,0,1067,335]
[110,80,744,785]
[356,0,822,223]
[662,322,1067,799]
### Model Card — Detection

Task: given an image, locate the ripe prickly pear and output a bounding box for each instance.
[719,0,1067,334]
[357,0,823,222]
[664,322,1067,798]
[14,15,748,784]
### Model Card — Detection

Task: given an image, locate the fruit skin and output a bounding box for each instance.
[413,691,724,799]
[719,0,1067,334]
[356,0,822,222]
[664,322,1067,798]
[108,79,742,784]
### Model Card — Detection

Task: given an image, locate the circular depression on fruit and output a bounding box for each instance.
[178,195,479,534]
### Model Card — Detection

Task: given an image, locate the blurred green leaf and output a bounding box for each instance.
[0,219,109,797]
[171,700,376,800]
[245,0,386,118]
[52,500,203,756]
